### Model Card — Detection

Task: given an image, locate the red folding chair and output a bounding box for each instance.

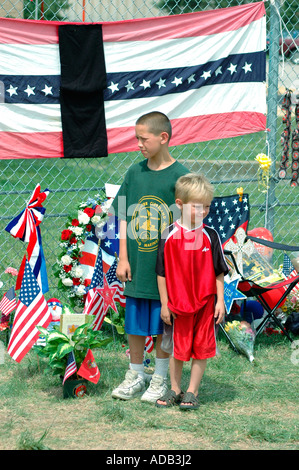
[224,236,299,342]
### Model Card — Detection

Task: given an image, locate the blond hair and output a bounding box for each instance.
[175,173,214,204]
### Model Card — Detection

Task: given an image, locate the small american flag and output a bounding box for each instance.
[63,351,77,384]
[7,260,51,363]
[105,258,126,307]
[83,249,104,317]
[0,287,17,316]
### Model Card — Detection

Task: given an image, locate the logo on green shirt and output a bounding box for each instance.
[129,195,172,252]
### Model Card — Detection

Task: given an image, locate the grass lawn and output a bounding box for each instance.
[0,331,298,451]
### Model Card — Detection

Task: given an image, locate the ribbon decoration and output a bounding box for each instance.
[5,184,50,293]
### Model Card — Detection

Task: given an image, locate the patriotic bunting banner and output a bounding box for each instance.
[0,2,266,159]
[5,184,50,293]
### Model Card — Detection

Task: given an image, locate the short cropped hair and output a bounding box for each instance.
[136,111,172,141]
[175,173,214,204]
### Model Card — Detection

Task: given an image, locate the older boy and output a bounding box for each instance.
[111,112,189,402]
[155,173,228,409]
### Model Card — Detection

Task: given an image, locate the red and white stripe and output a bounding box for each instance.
[7,291,51,363]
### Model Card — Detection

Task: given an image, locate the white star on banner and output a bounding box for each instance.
[140,79,151,89]
[125,80,135,92]
[172,76,183,87]
[201,70,211,80]
[215,66,222,76]
[242,62,252,73]
[188,74,196,83]
[108,82,119,93]
[156,77,166,89]
[227,63,237,75]
[42,85,53,96]
[24,85,35,97]
[7,85,18,97]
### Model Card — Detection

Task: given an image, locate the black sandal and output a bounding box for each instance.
[156,390,184,408]
[179,392,200,410]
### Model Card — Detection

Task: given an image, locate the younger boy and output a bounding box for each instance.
[155,173,228,410]
[111,111,189,402]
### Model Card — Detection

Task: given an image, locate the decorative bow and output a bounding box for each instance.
[5,184,50,293]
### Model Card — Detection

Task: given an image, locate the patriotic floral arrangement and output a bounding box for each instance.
[54,193,113,309]
[224,320,256,362]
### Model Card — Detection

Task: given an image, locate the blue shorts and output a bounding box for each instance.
[125,297,163,336]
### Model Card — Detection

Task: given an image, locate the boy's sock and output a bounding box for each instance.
[154,357,169,379]
[129,362,145,379]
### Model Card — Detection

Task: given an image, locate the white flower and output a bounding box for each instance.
[61,254,72,265]
[71,266,84,278]
[62,278,73,287]
[76,284,86,296]
[71,226,84,236]
[78,210,90,225]
[91,215,102,225]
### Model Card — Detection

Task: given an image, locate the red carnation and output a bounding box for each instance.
[83,207,95,217]
[86,224,92,232]
[63,265,72,273]
[61,229,73,241]
[72,278,81,286]
[70,236,77,245]
[72,218,79,226]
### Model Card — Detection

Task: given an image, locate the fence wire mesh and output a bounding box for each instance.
[0,0,298,302]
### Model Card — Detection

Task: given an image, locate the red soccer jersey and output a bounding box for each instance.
[156,221,228,315]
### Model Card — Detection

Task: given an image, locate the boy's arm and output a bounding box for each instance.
[214,272,225,324]
[116,219,132,282]
[157,275,176,325]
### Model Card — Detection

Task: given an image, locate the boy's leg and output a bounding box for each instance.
[140,303,169,403]
[156,355,183,406]
[169,355,184,394]
[180,358,207,406]
[128,334,146,365]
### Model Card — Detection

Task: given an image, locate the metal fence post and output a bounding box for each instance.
[265,0,281,236]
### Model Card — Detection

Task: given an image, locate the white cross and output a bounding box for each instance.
[225,227,255,277]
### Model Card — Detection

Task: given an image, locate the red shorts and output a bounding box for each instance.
[172,295,216,361]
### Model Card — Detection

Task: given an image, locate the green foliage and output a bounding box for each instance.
[34,323,112,377]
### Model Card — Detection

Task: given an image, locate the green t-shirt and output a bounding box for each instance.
[112,159,189,299]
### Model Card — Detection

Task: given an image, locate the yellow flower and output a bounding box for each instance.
[255,153,272,169]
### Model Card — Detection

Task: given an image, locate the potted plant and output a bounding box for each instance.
[35,322,112,398]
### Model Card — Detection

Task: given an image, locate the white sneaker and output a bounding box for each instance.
[141,374,168,403]
[111,369,146,400]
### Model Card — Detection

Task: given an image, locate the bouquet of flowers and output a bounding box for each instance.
[54,193,113,309]
[224,320,256,362]
[281,291,299,315]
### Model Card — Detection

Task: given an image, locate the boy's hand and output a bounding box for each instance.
[160,305,176,325]
[116,259,132,282]
[214,300,225,325]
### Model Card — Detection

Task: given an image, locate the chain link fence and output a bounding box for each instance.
[0,0,298,302]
